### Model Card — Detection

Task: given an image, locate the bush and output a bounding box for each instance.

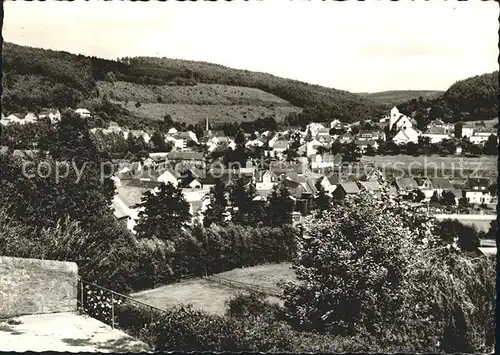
[225,291,282,320]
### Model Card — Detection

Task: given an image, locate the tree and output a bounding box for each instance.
[342,142,361,162]
[409,189,425,202]
[203,179,229,227]
[229,178,256,225]
[433,219,479,252]
[430,191,440,205]
[281,192,414,335]
[234,128,246,145]
[151,131,166,152]
[49,110,100,164]
[364,144,376,156]
[454,122,464,138]
[104,71,116,83]
[330,141,343,155]
[265,184,294,227]
[440,190,457,206]
[135,101,142,108]
[313,180,330,212]
[482,135,498,155]
[135,182,192,240]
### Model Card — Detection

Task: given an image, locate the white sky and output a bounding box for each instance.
[3,0,499,93]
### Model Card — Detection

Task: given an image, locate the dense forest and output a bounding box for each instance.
[2,42,498,128]
[396,71,499,126]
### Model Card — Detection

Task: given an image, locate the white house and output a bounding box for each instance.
[24,112,38,124]
[39,109,61,123]
[306,122,326,138]
[256,170,279,190]
[128,130,151,143]
[422,127,452,144]
[330,119,341,129]
[75,108,91,118]
[463,178,492,205]
[469,134,491,145]
[392,127,420,145]
[157,169,180,186]
[306,139,325,157]
[461,127,474,138]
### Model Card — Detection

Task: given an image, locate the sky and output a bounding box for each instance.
[3,0,499,93]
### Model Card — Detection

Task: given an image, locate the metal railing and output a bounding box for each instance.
[77,279,167,330]
[205,275,282,297]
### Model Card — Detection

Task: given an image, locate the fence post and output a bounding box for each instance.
[150,307,153,324]
[80,281,84,313]
[111,293,115,329]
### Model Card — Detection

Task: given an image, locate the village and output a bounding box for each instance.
[2,105,497,236]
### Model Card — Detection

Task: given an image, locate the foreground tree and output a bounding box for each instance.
[312,180,330,212]
[265,184,295,226]
[280,190,495,353]
[203,179,229,227]
[135,182,191,239]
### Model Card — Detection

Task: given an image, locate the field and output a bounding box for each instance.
[463,117,498,129]
[99,81,301,126]
[98,81,294,106]
[359,155,497,179]
[117,101,300,126]
[359,90,444,106]
[130,263,296,316]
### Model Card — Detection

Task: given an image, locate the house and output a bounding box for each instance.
[389,106,413,131]
[338,133,354,144]
[75,108,91,118]
[167,151,204,165]
[392,178,419,195]
[357,130,386,142]
[305,139,325,157]
[306,122,326,138]
[311,153,342,169]
[270,139,290,158]
[256,170,279,190]
[354,139,378,153]
[111,185,150,233]
[23,112,38,124]
[462,178,492,205]
[392,127,420,145]
[358,181,382,198]
[427,119,454,133]
[330,119,341,129]
[422,126,452,144]
[149,152,171,171]
[461,127,475,138]
[331,182,360,200]
[127,130,151,143]
[39,109,61,123]
[315,175,337,194]
[6,114,23,125]
[315,128,332,145]
[171,131,199,150]
[429,178,454,194]
[469,129,496,145]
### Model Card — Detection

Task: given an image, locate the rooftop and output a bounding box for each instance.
[0,312,149,352]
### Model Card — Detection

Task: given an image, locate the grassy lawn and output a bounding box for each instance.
[130,263,295,316]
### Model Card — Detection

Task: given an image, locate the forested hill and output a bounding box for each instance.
[396,71,499,125]
[1,42,384,124]
[359,90,444,107]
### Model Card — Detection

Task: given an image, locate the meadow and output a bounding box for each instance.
[130,263,295,315]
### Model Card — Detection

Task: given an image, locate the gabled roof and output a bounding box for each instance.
[424,126,450,135]
[465,177,490,190]
[338,182,360,194]
[359,181,381,192]
[393,178,418,190]
[115,185,148,208]
[327,175,340,185]
[430,178,454,190]
[272,140,290,150]
[167,151,204,161]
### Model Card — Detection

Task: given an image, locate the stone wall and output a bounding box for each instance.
[0,256,78,318]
